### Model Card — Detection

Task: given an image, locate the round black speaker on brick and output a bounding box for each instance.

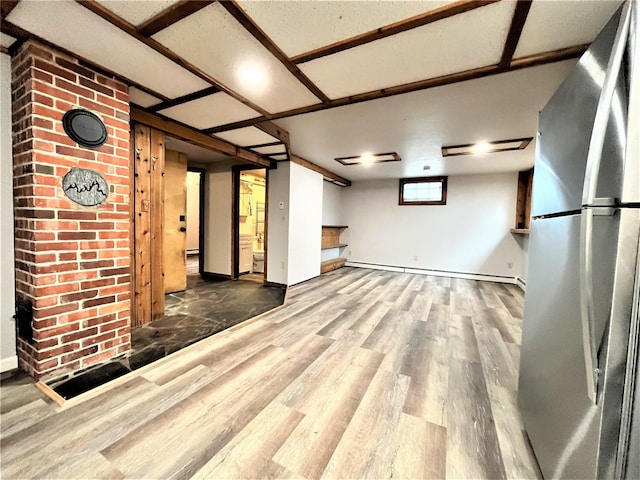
[62,109,108,148]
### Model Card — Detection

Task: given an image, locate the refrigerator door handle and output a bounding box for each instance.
[580,208,598,403]
[579,2,631,404]
[582,1,631,206]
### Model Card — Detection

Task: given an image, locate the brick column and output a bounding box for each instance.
[12,41,131,380]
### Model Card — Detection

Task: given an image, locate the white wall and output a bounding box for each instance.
[203,170,232,275]
[1,52,17,372]
[266,162,290,285]
[322,181,344,225]
[186,171,200,253]
[288,162,323,285]
[517,235,529,284]
[343,173,527,279]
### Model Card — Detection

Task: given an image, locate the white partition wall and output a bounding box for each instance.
[203,170,232,276]
[1,52,17,372]
[287,162,322,286]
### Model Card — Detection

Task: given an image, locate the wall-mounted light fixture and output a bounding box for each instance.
[441,137,533,157]
[335,151,401,166]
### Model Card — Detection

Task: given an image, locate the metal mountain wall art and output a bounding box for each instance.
[62,168,109,206]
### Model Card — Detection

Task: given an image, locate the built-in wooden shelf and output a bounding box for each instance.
[321,243,348,250]
[321,257,347,274]
[514,168,533,231]
[321,225,348,273]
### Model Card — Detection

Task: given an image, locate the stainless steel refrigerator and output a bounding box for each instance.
[518,2,640,479]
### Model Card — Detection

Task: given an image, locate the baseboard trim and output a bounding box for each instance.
[1,355,18,373]
[345,261,517,284]
[264,281,287,288]
[201,271,232,281]
[516,277,527,291]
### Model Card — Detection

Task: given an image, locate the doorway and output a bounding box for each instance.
[233,167,267,282]
[186,168,205,276]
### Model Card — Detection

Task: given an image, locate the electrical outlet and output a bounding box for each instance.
[508,262,513,269]
[281,261,286,269]
[414,255,418,261]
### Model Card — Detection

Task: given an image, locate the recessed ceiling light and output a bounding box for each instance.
[335,152,401,166]
[472,142,491,153]
[442,137,533,157]
[360,153,374,166]
[236,62,268,90]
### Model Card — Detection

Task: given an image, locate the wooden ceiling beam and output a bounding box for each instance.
[76,0,271,118]
[254,121,290,146]
[137,0,215,37]
[219,0,330,104]
[0,0,19,20]
[291,0,500,65]
[149,86,220,112]
[131,107,274,169]
[290,154,351,187]
[206,44,586,134]
[499,0,533,70]
[509,44,587,70]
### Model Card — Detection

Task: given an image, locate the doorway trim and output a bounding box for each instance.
[232,165,268,281]
[188,166,206,276]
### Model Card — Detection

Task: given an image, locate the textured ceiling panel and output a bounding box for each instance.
[158,93,260,129]
[237,0,453,57]
[129,87,162,108]
[0,32,17,48]
[252,144,287,155]
[299,1,515,99]
[213,127,279,146]
[96,0,181,27]
[7,0,210,98]
[153,2,321,113]
[514,0,622,58]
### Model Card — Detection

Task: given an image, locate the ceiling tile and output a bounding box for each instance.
[96,0,181,27]
[152,2,321,113]
[299,1,516,99]
[237,0,454,58]
[7,0,211,98]
[158,93,260,130]
[213,127,279,146]
[514,0,622,58]
[129,87,162,108]
[1,32,17,49]
[252,145,287,155]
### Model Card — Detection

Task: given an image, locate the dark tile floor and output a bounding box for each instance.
[49,275,286,400]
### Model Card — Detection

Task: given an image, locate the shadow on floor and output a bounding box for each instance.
[47,275,286,400]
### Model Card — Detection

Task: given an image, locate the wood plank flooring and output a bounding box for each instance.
[0,267,541,479]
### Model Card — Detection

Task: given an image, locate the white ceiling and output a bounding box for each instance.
[276,60,576,180]
[3,0,623,181]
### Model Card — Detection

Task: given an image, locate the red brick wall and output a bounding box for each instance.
[12,41,131,380]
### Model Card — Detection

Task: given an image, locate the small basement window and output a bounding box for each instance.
[399,176,448,205]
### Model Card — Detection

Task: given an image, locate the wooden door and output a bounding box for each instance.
[132,124,165,326]
[163,150,187,293]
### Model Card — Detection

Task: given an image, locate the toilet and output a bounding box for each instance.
[252,251,264,273]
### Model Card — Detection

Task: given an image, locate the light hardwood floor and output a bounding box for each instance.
[0,267,541,479]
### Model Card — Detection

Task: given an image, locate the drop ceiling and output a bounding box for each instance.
[2,0,623,182]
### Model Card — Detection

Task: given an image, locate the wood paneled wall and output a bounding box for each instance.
[132,124,165,326]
